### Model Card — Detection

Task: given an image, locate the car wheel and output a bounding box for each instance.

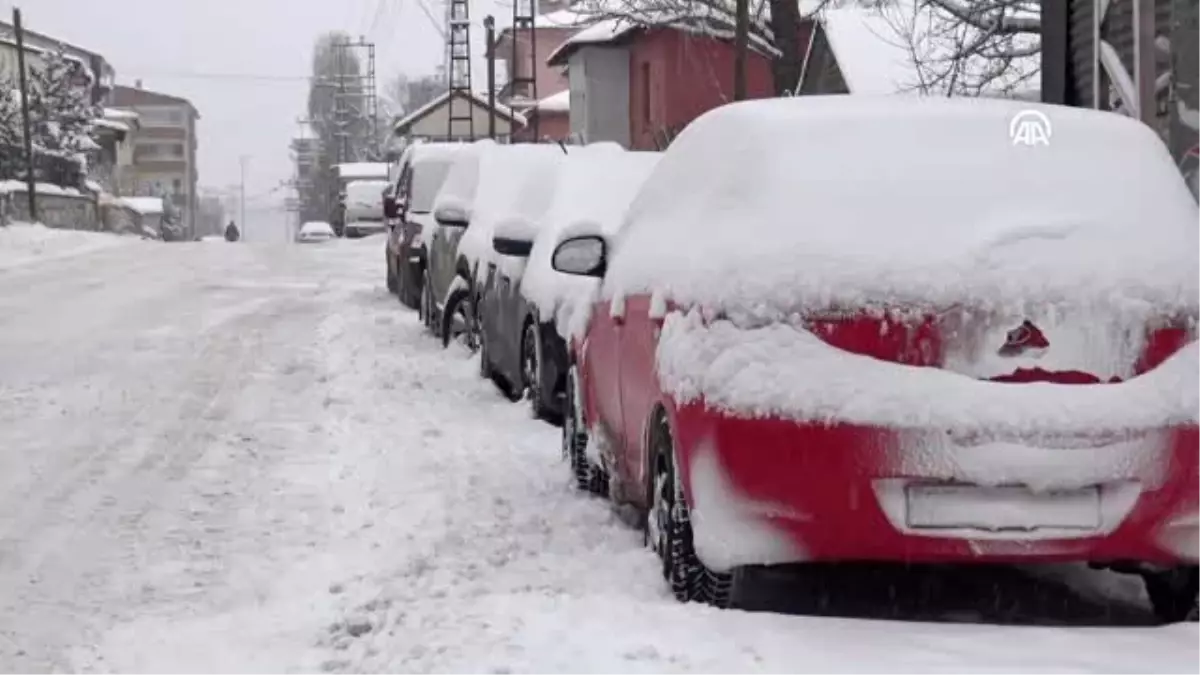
[386,254,398,294]
[647,412,736,608]
[563,366,607,495]
[420,270,435,331]
[522,321,554,421]
[1143,566,1199,623]
[442,285,478,352]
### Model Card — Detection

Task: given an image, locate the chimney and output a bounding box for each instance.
[135,79,143,89]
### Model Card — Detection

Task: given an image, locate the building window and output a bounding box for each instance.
[641,62,651,124]
[172,178,182,193]
[170,143,184,158]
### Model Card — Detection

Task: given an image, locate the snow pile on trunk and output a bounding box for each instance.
[606,97,1199,321]
[520,145,661,337]
[656,310,1199,434]
[0,221,137,269]
[459,144,567,276]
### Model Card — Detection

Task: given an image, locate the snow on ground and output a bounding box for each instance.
[0,233,1193,673]
[0,221,141,270]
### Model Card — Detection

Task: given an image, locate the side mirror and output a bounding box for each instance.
[551,235,607,277]
[434,205,469,228]
[493,236,533,257]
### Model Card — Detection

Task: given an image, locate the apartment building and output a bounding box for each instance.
[111,82,200,235]
[0,19,115,105]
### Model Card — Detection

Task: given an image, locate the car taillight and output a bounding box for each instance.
[1136,316,1196,375]
[802,311,942,367]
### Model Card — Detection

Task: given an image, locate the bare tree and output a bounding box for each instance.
[567,0,1041,97]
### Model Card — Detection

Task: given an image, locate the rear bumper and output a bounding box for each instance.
[672,406,1199,571]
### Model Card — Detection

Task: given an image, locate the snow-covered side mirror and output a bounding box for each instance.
[493,236,534,257]
[552,235,607,277]
[434,204,468,228]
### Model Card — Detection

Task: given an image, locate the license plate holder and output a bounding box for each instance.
[905,483,1102,531]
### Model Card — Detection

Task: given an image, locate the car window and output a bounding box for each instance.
[410,159,453,213]
[396,162,412,202]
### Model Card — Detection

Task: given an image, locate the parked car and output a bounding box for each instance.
[427,142,565,350]
[425,139,495,344]
[343,179,391,238]
[551,96,1200,616]
[385,142,462,308]
[481,144,660,424]
[296,220,335,243]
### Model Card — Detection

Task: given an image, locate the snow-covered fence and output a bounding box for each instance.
[0,144,85,189]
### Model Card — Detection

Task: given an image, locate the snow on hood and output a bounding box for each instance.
[606,97,1200,322]
[657,310,1199,435]
[458,144,566,276]
[520,145,662,336]
[432,139,495,224]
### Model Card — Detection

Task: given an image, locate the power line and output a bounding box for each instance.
[118,70,326,83]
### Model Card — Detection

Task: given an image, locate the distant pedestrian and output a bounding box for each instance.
[224,220,240,242]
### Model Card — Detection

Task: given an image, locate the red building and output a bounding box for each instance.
[547,20,802,149]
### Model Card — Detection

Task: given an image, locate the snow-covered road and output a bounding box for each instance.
[0,229,1194,673]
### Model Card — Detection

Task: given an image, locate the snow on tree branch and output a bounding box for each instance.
[922,0,1041,35]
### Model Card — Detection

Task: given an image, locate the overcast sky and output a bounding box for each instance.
[21,0,503,202]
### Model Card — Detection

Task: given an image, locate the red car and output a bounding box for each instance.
[551,96,1200,619]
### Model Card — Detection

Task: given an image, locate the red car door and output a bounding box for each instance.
[615,294,661,508]
[580,292,625,475]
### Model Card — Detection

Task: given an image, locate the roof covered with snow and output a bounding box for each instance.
[459,144,569,273]
[816,1,1040,97]
[606,96,1200,319]
[120,196,165,215]
[393,90,527,135]
[432,139,497,224]
[520,144,661,333]
[335,162,390,180]
[533,89,570,114]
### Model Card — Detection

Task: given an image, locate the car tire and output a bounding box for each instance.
[1143,566,1199,623]
[386,254,398,294]
[522,321,555,421]
[399,262,421,310]
[563,366,607,495]
[441,283,477,352]
[647,411,736,608]
[420,270,435,332]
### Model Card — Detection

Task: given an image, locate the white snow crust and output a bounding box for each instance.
[521,145,661,335]
[656,310,1199,434]
[459,143,566,276]
[0,221,138,270]
[606,97,1200,321]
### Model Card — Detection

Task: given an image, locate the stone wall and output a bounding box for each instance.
[2,190,100,230]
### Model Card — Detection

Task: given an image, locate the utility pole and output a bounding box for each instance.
[733,0,749,101]
[14,8,36,222]
[484,15,497,140]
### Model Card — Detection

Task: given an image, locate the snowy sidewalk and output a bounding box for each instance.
[0,237,1193,673]
[0,222,141,271]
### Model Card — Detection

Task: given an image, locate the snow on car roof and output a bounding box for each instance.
[431,139,497,224]
[300,220,334,233]
[336,162,390,180]
[459,143,568,274]
[521,145,661,334]
[120,196,165,215]
[606,96,1200,319]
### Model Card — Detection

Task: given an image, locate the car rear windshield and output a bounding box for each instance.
[411,159,453,213]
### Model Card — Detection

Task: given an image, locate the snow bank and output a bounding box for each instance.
[459,144,566,276]
[607,97,1199,321]
[520,145,661,337]
[431,139,496,224]
[657,310,1199,434]
[0,221,135,269]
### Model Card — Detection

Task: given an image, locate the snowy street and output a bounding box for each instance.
[0,230,1194,673]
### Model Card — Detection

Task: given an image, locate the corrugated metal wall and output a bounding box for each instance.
[1067,0,1171,120]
